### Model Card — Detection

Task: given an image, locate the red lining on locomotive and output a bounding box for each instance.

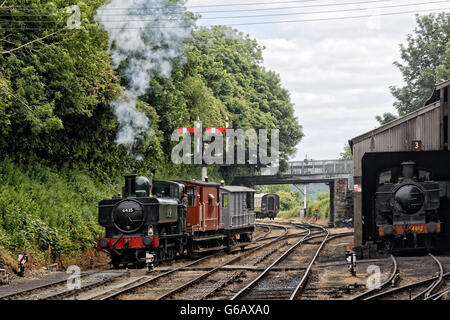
[96,236,159,250]
[378,223,441,236]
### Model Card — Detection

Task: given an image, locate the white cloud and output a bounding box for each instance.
[186,0,449,160]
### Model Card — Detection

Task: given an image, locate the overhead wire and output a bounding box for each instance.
[1,0,448,23]
[0,5,448,30]
[0,0,398,17]
[0,0,393,10]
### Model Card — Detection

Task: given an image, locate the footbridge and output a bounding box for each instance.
[231,159,354,226]
[232,159,353,187]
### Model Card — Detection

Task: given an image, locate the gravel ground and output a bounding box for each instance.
[5,218,450,301]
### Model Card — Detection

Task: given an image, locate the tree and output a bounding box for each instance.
[0,2,303,183]
[375,112,397,126]
[376,13,450,124]
[0,1,139,175]
[190,26,304,179]
[437,40,450,81]
[339,143,352,160]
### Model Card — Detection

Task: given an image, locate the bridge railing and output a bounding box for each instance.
[284,159,353,176]
[258,159,352,176]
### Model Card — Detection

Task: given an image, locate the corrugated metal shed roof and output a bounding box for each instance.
[437,79,450,90]
[349,80,450,148]
[349,101,440,147]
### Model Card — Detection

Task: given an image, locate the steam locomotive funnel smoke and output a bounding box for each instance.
[401,161,416,179]
[95,0,192,156]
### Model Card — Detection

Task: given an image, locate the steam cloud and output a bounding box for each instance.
[95,0,192,155]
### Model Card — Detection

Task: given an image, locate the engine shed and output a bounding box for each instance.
[349,80,450,248]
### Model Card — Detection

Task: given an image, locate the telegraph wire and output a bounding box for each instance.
[0,0,388,10]
[224,6,450,26]
[0,0,398,16]
[99,1,450,21]
[1,1,447,23]
[97,0,396,14]
[0,7,448,30]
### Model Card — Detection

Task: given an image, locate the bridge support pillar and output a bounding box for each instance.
[331,178,353,227]
[328,181,335,224]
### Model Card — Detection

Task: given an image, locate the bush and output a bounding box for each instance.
[0,158,116,262]
[307,193,330,218]
[278,206,303,218]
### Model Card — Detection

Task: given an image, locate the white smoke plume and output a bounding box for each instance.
[95,0,192,154]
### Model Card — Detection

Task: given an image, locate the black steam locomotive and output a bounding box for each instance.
[97,174,186,269]
[375,161,441,250]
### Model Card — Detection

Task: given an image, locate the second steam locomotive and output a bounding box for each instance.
[375,161,441,251]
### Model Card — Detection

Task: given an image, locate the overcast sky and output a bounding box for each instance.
[186,0,450,161]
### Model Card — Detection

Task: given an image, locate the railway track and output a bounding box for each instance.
[90,223,297,300]
[99,223,350,301]
[0,269,128,300]
[91,253,225,300]
[350,255,399,300]
[353,254,446,300]
[1,222,354,301]
[229,223,342,300]
[1,223,296,301]
[154,224,310,300]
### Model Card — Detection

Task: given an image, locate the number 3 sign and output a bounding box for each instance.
[412,140,422,151]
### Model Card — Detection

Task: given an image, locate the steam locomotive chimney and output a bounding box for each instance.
[124,174,137,198]
[401,161,415,179]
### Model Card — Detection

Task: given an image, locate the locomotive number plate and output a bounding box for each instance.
[410,225,424,232]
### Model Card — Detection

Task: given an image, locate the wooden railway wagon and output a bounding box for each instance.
[175,180,224,254]
[349,80,450,252]
[220,186,255,247]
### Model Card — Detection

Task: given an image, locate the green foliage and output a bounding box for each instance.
[256,184,331,218]
[339,143,352,160]
[378,13,450,124]
[255,184,302,211]
[0,2,304,261]
[437,40,450,81]
[0,159,115,260]
[192,27,303,163]
[306,192,330,218]
[375,112,398,126]
[0,0,134,174]
[137,26,304,182]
